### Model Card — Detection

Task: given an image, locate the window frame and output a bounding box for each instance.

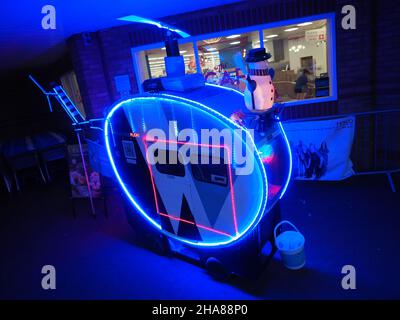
[153,148,186,177]
[190,153,229,187]
[131,13,337,107]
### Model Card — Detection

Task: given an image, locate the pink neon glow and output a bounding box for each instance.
[262,155,275,164]
[268,184,281,198]
[143,141,160,213]
[225,145,238,236]
[144,137,225,149]
[158,212,233,237]
[143,136,239,237]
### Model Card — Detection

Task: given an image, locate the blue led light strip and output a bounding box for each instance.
[104,94,268,247]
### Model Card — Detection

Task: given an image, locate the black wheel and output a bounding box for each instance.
[205,257,230,281]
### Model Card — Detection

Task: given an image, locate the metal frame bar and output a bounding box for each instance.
[282,108,400,123]
[283,109,400,192]
[29,75,57,112]
[29,75,100,212]
[76,131,96,216]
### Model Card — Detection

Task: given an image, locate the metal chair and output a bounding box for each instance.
[2,136,46,191]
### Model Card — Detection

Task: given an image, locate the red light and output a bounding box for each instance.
[158,212,233,237]
[130,132,140,138]
[262,155,275,164]
[143,137,238,237]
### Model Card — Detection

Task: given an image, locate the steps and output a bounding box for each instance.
[52,85,85,124]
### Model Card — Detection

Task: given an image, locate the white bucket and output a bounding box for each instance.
[274,220,306,270]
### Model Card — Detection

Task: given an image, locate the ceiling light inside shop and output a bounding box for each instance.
[297,22,313,26]
[226,34,241,39]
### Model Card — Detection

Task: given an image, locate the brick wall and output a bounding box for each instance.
[68,33,112,119]
[67,0,400,171]
[334,0,375,113]
[376,1,400,109]
[68,0,397,117]
[374,1,400,171]
[67,23,164,118]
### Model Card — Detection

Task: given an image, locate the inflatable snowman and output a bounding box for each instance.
[244,48,276,113]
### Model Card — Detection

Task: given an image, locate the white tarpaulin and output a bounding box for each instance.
[283,116,355,181]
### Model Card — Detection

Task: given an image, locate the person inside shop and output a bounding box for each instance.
[294,68,311,100]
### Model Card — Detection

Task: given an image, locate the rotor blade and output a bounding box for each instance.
[117,15,191,38]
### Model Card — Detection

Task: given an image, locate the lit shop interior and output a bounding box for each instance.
[135,18,331,103]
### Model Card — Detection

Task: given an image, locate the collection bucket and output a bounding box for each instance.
[274,220,305,270]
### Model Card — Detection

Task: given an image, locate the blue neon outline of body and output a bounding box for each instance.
[104,95,268,247]
[205,83,292,199]
[158,93,268,239]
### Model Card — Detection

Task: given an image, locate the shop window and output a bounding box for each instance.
[132,14,336,105]
[154,149,185,177]
[196,31,260,92]
[262,19,330,102]
[136,42,197,81]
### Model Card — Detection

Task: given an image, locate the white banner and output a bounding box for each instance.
[283,116,355,181]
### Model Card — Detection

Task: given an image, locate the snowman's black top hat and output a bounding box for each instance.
[245,48,272,63]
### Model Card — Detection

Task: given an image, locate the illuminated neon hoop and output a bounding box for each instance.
[104,94,268,247]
